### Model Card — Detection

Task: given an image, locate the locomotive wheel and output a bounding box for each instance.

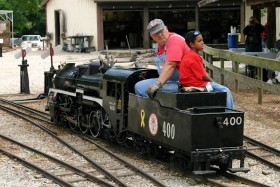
[69,122,77,130]
[116,130,127,144]
[58,95,75,129]
[124,139,134,149]
[147,144,161,158]
[79,124,89,134]
[170,154,187,169]
[100,109,111,128]
[60,114,70,128]
[79,115,90,134]
[89,111,101,138]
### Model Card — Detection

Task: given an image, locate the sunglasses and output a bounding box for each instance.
[194,31,200,36]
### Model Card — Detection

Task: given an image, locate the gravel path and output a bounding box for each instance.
[0,48,279,186]
[0,48,100,95]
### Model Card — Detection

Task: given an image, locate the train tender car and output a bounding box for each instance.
[47,59,249,174]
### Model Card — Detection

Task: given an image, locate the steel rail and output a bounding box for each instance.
[154,156,266,187]
[220,171,271,187]
[0,104,51,123]
[11,93,47,102]
[244,135,280,156]
[82,135,167,187]
[0,103,128,187]
[244,135,280,171]
[0,97,50,118]
[246,151,280,172]
[0,104,57,135]
[0,134,115,187]
[0,148,74,187]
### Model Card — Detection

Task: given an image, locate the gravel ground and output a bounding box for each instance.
[0,48,279,186]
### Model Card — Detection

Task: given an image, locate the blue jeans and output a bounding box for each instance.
[135,78,179,97]
[209,82,234,110]
[135,79,234,110]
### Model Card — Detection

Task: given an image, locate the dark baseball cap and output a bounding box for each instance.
[147,19,165,35]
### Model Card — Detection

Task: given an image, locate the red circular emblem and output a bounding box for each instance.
[149,113,158,136]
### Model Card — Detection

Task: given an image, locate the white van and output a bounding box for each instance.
[21,35,43,48]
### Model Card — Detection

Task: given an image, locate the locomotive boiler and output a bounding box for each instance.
[47,58,249,174]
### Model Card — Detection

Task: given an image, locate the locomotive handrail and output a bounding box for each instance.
[202,45,280,104]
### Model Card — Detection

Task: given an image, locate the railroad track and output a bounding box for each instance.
[0,134,114,187]
[84,137,271,187]
[0,93,46,103]
[244,135,280,172]
[0,97,50,118]
[0,98,168,186]
[0,98,278,186]
[207,168,271,187]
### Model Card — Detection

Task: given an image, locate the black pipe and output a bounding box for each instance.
[0,44,2,57]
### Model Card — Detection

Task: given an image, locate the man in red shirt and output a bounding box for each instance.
[134,19,190,98]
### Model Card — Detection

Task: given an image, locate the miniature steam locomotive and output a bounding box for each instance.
[47,58,249,174]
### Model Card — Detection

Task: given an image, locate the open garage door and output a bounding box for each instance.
[103,10,143,49]
[55,9,65,46]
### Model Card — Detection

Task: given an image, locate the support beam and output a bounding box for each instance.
[246,0,280,6]
[143,7,149,49]
[197,0,219,7]
[267,7,276,49]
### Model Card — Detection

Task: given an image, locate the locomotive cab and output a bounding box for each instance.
[100,68,158,136]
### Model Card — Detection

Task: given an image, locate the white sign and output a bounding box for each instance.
[0,38,3,44]
[0,23,6,31]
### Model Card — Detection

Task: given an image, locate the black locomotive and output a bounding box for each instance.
[47,57,249,174]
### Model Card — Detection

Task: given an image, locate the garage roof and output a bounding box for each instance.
[246,0,280,6]
[40,0,49,7]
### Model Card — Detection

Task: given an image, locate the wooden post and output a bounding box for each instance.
[220,58,225,85]
[233,61,239,93]
[253,9,261,23]
[240,1,245,43]
[96,5,103,50]
[205,53,209,72]
[143,7,149,49]
[208,55,213,78]
[267,6,276,49]
[257,67,263,104]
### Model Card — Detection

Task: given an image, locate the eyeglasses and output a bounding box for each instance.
[194,31,200,36]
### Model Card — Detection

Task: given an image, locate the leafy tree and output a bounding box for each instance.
[0,0,46,37]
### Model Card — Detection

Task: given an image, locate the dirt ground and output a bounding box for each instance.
[232,88,280,149]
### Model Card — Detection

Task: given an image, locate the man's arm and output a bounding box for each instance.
[145,60,177,98]
[157,61,178,84]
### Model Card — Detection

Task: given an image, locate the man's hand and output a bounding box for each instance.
[145,80,162,98]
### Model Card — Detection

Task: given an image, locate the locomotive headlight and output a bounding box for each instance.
[117,99,122,110]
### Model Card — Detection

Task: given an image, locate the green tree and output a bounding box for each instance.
[0,0,46,37]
